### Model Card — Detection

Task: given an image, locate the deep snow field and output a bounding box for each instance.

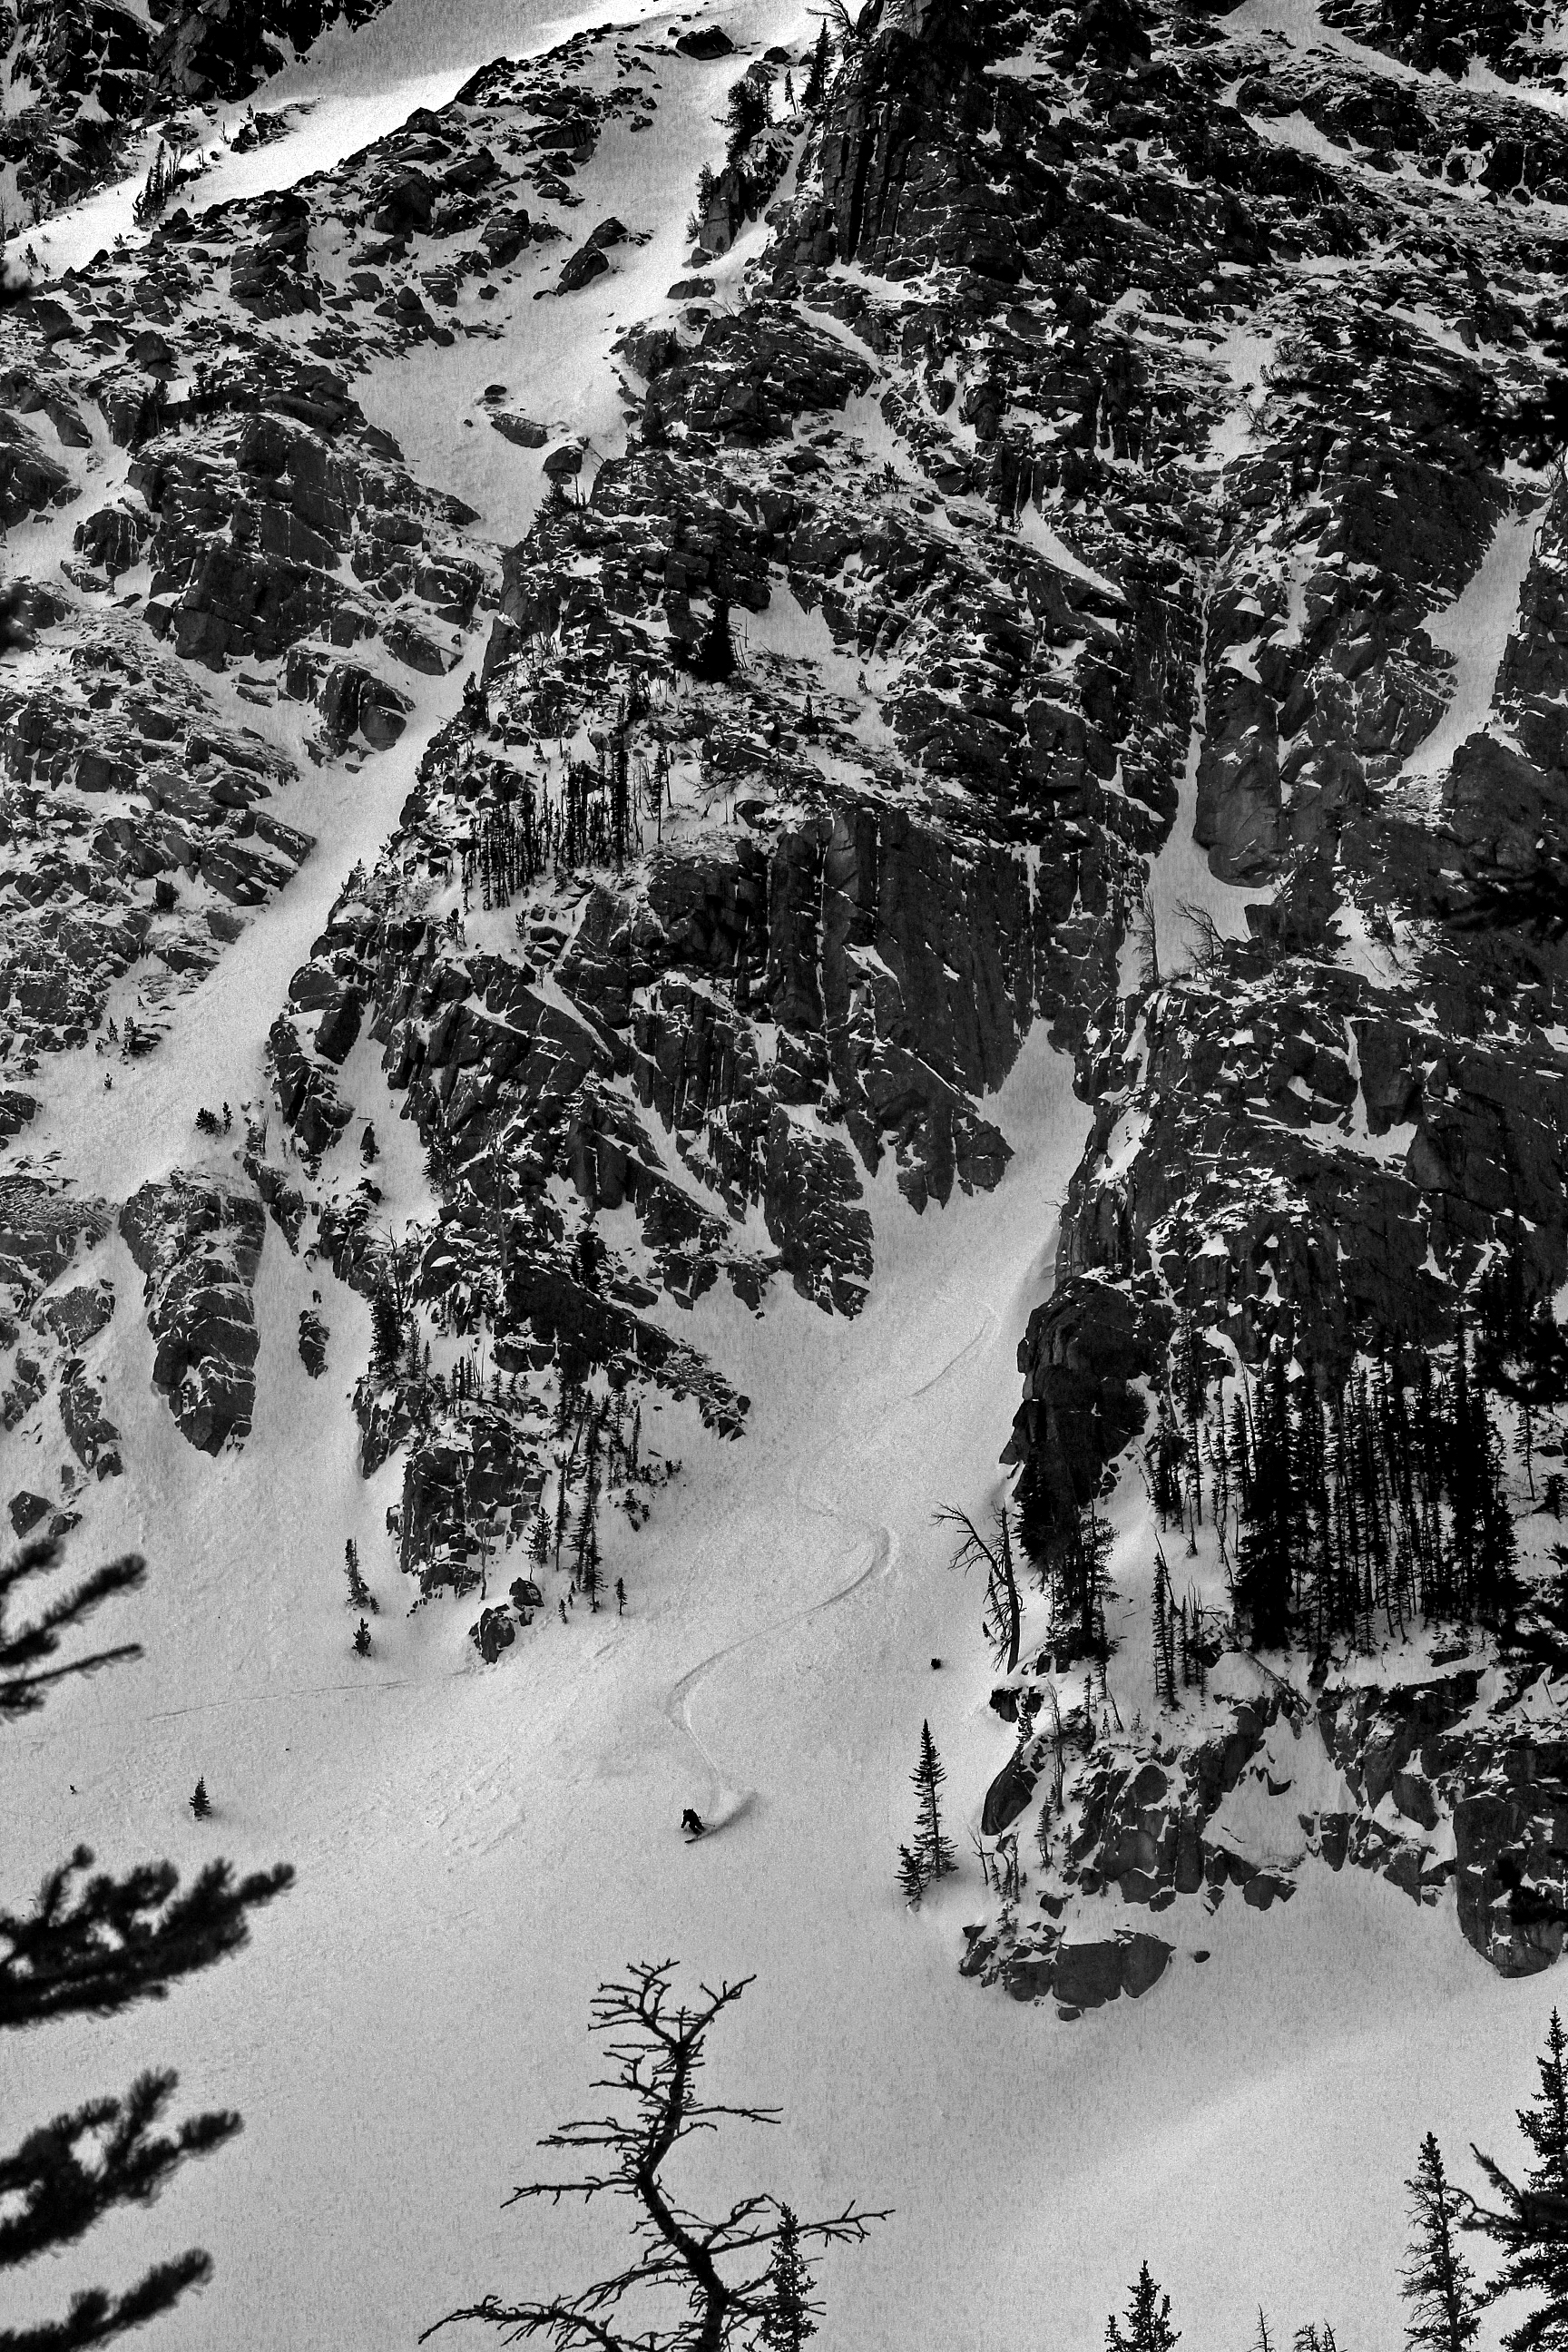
[5,4,1567,2347]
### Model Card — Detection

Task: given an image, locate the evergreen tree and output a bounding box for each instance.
[911,1721,956,1883]
[353,1617,373,1657]
[758,2203,820,2350]
[723,70,770,157]
[189,1779,211,1821]
[1470,2010,1568,2349]
[897,1845,926,1906]
[1236,1348,1299,1651]
[1403,2132,1480,2351]
[344,1538,377,1614]
[803,20,831,106]
[1105,2261,1180,2352]
[369,1284,403,1383]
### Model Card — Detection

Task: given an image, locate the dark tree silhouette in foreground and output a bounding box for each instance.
[421,1961,886,2351]
[1403,2132,1480,2350]
[1468,2009,1568,2350]
[1,1543,291,2352]
[0,1846,292,2033]
[0,1540,147,1720]
[2,1847,293,2352]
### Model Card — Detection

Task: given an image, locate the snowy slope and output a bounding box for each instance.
[8,1009,1561,2352]
[5,3,1568,2350]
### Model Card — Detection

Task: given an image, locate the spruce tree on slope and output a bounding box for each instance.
[1403,2132,1480,2351]
[802,21,831,107]
[1469,2009,1568,2350]
[911,1721,956,1883]
[1105,2261,1180,2351]
[897,1844,926,1906]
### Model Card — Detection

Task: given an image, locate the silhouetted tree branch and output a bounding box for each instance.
[1,1847,295,2030]
[0,2249,213,2352]
[421,1961,887,2351]
[0,1542,147,1720]
[0,2071,240,2266]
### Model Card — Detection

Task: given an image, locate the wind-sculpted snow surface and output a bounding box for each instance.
[7,0,1568,2341]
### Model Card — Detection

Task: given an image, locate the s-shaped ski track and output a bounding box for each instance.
[663,1301,1000,1826]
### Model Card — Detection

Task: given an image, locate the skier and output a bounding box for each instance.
[681,1808,705,1840]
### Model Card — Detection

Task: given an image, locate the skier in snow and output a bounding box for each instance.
[681,1808,705,1839]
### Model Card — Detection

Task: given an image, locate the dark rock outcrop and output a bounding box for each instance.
[120,1174,265,1452]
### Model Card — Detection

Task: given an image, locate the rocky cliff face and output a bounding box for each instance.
[0,0,393,232]
[4,0,1568,2008]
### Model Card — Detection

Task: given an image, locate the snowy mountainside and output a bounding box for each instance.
[4,0,1568,2342]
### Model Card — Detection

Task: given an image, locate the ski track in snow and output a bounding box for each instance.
[5,5,1568,2349]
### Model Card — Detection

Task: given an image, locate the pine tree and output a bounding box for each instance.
[1236,1348,1299,1651]
[723,70,769,158]
[353,1618,372,1658]
[344,1538,377,1615]
[189,1779,211,1822]
[1403,2132,1480,2351]
[1470,2010,1568,2349]
[758,2203,820,2350]
[897,1845,926,1906]
[1105,2260,1180,2351]
[802,20,831,107]
[910,1722,956,1883]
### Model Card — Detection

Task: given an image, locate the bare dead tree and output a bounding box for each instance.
[421,1962,887,2352]
[934,1504,1021,1674]
[1176,897,1226,976]
[1132,884,1160,993]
